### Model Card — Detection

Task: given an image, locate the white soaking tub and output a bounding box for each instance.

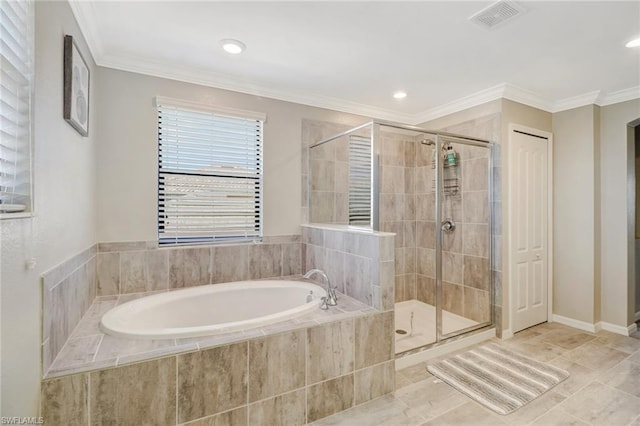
[100,280,326,339]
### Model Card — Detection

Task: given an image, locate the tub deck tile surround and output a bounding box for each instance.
[302,224,395,312]
[96,235,302,297]
[42,310,396,425]
[42,233,395,424]
[248,388,306,425]
[45,287,374,379]
[307,319,354,384]
[41,372,88,425]
[307,373,355,422]
[249,329,306,402]
[44,236,305,379]
[178,342,248,423]
[183,407,247,426]
[170,247,212,288]
[90,356,176,425]
[355,311,395,369]
[41,244,98,375]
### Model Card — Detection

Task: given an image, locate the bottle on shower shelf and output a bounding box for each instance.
[446,145,457,166]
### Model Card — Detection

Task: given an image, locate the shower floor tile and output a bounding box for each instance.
[394,299,478,354]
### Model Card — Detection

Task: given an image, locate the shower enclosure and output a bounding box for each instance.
[308,121,493,354]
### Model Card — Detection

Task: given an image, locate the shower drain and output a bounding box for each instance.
[395,329,408,335]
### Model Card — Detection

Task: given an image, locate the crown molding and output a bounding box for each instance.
[68,1,104,62]
[412,84,508,124]
[99,50,640,124]
[598,86,640,107]
[412,83,558,124]
[69,0,639,124]
[98,52,416,124]
[551,91,602,112]
[501,83,555,112]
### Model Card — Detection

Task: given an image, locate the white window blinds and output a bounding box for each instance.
[156,98,264,245]
[348,135,372,225]
[0,0,33,215]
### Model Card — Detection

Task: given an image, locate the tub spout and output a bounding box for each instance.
[303,269,337,306]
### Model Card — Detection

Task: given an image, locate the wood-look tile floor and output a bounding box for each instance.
[314,323,640,426]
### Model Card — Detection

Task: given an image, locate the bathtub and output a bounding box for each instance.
[100,280,327,340]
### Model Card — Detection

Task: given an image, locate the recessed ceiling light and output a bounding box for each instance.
[220,39,246,54]
[393,91,407,99]
[626,37,640,48]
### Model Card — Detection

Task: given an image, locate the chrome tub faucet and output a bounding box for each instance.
[303,269,338,309]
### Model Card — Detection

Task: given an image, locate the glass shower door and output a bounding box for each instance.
[436,137,492,340]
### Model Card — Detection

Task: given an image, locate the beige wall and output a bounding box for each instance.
[1,1,98,416]
[552,105,599,323]
[600,99,640,327]
[501,100,553,136]
[95,68,366,242]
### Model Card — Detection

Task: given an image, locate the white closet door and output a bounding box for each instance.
[510,128,549,332]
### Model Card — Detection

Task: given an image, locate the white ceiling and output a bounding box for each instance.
[70,1,640,124]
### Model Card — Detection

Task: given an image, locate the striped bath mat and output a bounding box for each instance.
[427,343,569,415]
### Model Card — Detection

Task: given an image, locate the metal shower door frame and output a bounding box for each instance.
[434,135,495,343]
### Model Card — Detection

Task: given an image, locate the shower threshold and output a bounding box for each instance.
[394,299,478,354]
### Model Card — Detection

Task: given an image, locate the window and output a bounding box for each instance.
[156,97,264,245]
[348,135,372,225]
[0,0,33,216]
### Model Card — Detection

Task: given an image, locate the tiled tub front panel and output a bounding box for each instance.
[41,311,395,425]
[41,245,97,375]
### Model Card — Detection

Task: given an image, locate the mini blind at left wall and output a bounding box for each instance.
[0,0,34,215]
[156,97,265,245]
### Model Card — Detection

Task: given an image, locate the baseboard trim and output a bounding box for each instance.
[501,329,514,339]
[552,315,637,336]
[395,328,495,370]
[551,315,598,333]
[598,321,636,336]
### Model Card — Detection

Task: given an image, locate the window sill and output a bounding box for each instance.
[0,212,34,220]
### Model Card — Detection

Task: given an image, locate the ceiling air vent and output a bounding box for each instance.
[469,0,525,30]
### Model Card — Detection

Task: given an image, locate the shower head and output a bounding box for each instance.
[421,139,435,146]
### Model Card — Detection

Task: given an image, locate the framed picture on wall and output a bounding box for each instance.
[63,35,90,136]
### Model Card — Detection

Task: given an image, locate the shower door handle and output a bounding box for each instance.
[441,219,456,233]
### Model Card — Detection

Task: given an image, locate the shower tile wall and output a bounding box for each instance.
[412,142,492,324]
[378,131,418,303]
